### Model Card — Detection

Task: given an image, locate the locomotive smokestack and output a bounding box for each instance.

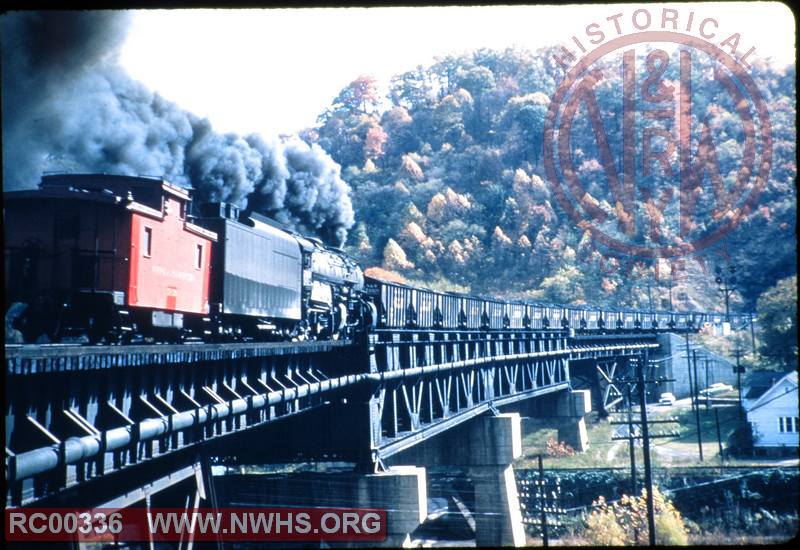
[1,10,353,246]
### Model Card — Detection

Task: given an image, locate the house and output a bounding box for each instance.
[742,371,799,455]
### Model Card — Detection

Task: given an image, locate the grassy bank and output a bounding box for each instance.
[514,401,788,469]
[514,402,799,545]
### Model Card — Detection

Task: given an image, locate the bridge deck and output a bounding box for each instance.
[5,340,351,375]
[5,331,660,508]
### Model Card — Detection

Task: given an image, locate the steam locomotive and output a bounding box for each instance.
[5,174,752,345]
[4,174,365,344]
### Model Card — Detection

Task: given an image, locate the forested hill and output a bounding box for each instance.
[298,46,796,318]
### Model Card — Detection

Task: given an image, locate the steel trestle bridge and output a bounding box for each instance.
[6,329,659,510]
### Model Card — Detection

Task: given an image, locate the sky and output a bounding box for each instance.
[118,3,796,138]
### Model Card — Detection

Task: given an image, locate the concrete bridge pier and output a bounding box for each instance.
[356,465,428,546]
[555,390,591,453]
[212,465,428,547]
[384,412,527,546]
[522,389,591,453]
[465,413,527,547]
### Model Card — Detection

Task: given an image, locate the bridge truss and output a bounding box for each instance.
[5,330,659,509]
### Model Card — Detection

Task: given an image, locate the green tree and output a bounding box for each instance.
[382,106,418,158]
[757,275,798,369]
[501,92,548,166]
[388,67,434,109]
[430,52,474,97]
[456,65,496,98]
[430,92,469,149]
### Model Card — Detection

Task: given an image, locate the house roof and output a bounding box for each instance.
[745,371,798,412]
[743,371,787,400]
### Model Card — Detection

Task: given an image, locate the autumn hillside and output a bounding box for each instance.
[297,46,796,347]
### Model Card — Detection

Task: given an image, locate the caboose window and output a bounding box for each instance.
[196,244,203,269]
[144,227,153,257]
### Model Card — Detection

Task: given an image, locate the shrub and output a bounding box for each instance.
[583,496,630,545]
[583,487,689,545]
[546,438,575,458]
[726,423,755,457]
[655,510,690,546]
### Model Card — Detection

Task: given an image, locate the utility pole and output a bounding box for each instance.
[625,393,637,496]
[539,455,549,548]
[519,455,564,547]
[705,355,710,412]
[684,328,694,412]
[734,348,746,418]
[715,409,725,463]
[610,351,678,546]
[669,276,673,311]
[715,264,738,322]
[638,350,656,546]
[692,349,704,461]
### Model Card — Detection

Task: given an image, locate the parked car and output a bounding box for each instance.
[699,383,734,396]
[659,393,676,406]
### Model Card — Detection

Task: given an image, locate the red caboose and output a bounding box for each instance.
[4,174,216,343]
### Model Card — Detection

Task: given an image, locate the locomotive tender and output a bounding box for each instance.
[5,174,752,345]
[194,201,364,341]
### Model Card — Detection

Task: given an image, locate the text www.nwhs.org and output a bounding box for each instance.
[5,508,387,542]
[148,510,385,538]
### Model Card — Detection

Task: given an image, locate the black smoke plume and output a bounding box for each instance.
[1,10,354,246]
